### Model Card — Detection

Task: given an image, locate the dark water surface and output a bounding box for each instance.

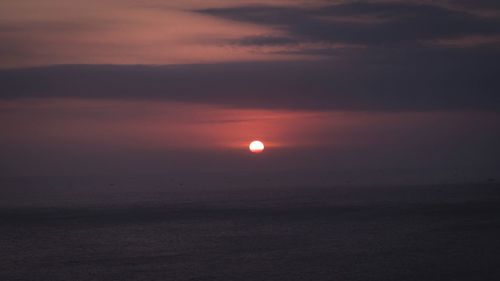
[1,183,500,280]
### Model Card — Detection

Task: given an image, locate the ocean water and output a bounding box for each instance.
[1,182,500,280]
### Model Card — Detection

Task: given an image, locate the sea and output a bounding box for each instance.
[1,176,499,280]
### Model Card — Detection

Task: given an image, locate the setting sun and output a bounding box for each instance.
[249,140,265,153]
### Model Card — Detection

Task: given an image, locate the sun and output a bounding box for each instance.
[249,140,265,153]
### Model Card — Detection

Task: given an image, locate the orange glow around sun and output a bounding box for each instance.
[249,140,265,153]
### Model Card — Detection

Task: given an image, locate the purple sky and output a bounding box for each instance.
[1,0,499,186]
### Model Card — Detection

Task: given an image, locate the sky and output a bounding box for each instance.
[1,0,499,187]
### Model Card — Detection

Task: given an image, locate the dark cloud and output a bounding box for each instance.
[229,35,298,46]
[1,44,499,112]
[197,2,500,46]
[451,0,500,10]
[1,1,498,112]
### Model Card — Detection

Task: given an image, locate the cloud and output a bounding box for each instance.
[229,35,298,46]
[0,1,498,112]
[0,1,292,68]
[197,2,500,46]
[1,46,499,112]
[450,0,500,10]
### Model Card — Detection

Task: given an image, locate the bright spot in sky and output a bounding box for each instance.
[249,140,265,153]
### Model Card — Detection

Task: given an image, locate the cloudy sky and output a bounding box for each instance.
[1,0,499,186]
